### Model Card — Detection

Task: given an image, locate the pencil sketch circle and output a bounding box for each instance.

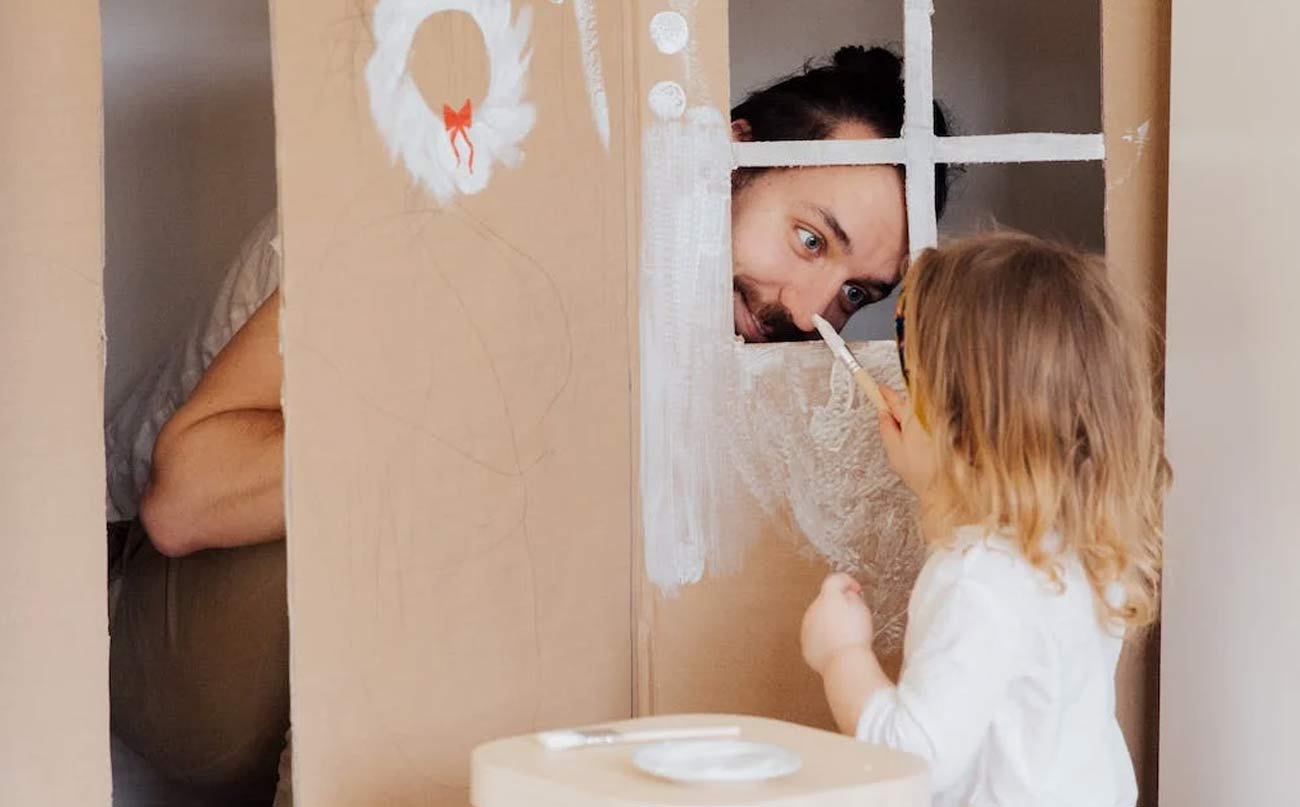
[365,0,537,205]
[649,11,689,55]
[648,81,687,119]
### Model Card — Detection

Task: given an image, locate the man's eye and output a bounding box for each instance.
[842,283,869,310]
[797,227,823,253]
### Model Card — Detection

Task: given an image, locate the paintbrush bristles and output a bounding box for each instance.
[810,315,889,415]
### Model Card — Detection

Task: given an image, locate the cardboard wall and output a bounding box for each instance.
[641,2,1170,805]
[271,2,636,803]
[0,2,112,804]
[1100,2,1171,801]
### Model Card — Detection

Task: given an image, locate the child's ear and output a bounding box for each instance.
[731,119,753,142]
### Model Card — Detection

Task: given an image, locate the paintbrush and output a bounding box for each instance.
[810,314,890,416]
[535,725,741,751]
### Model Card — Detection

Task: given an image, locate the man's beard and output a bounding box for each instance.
[733,276,817,343]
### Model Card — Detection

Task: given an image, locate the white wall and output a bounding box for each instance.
[730,0,1103,340]
[102,0,278,415]
[1160,2,1300,804]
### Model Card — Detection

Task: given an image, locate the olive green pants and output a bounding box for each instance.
[108,521,291,805]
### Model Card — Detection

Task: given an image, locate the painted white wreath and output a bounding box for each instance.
[366,0,536,205]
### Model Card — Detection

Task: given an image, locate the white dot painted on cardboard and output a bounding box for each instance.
[648,81,686,119]
[649,11,689,55]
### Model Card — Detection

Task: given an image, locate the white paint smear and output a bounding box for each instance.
[1108,120,1151,192]
[571,0,610,151]
[648,81,687,120]
[1123,121,1151,145]
[935,133,1105,164]
[365,0,535,205]
[903,0,937,255]
[640,106,736,589]
[649,11,689,55]
[733,134,1104,168]
[733,139,906,168]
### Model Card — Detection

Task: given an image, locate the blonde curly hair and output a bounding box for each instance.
[900,231,1171,630]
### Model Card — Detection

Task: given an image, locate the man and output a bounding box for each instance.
[107,212,291,806]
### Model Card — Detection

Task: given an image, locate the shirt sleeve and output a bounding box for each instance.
[855,576,1024,790]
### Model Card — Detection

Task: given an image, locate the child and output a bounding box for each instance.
[801,232,1170,806]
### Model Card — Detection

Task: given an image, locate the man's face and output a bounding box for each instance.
[731,121,908,343]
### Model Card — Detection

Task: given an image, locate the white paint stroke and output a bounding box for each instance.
[733,134,1104,168]
[571,0,610,151]
[669,0,709,106]
[1123,121,1151,145]
[640,106,736,591]
[366,0,535,205]
[935,133,1105,164]
[903,0,937,256]
[1108,120,1151,193]
[733,139,906,168]
[650,10,689,55]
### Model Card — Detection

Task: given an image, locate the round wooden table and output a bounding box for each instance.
[471,713,929,807]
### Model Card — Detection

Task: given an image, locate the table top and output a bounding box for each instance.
[471,713,929,807]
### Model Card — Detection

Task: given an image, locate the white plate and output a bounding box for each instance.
[632,739,803,784]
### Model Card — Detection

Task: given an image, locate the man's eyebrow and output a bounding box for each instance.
[812,205,853,255]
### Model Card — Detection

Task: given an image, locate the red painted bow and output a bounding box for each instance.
[443,98,475,174]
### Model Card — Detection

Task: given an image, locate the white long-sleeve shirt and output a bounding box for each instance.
[857,528,1137,807]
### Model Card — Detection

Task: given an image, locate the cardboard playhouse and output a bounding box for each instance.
[2,1,1169,805]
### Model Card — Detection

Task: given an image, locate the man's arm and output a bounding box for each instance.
[139,290,284,557]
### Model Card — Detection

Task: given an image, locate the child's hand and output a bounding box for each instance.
[801,573,875,675]
[877,384,936,498]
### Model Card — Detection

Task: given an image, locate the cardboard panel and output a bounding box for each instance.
[271,2,635,803]
[0,2,111,804]
[1101,2,1171,802]
[642,2,1170,805]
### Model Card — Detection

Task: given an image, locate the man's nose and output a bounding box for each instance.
[782,270,844,332]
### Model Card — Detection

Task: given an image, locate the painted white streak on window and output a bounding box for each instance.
[732,139,907,168]
[731,134,1105,168]
[904,0,937,256]
[640,107,737,591]
[936,133,1105,163]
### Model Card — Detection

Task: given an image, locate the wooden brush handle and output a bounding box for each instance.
[852,368,889,415]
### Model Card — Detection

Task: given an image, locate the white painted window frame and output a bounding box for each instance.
[730,0,1105,258]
